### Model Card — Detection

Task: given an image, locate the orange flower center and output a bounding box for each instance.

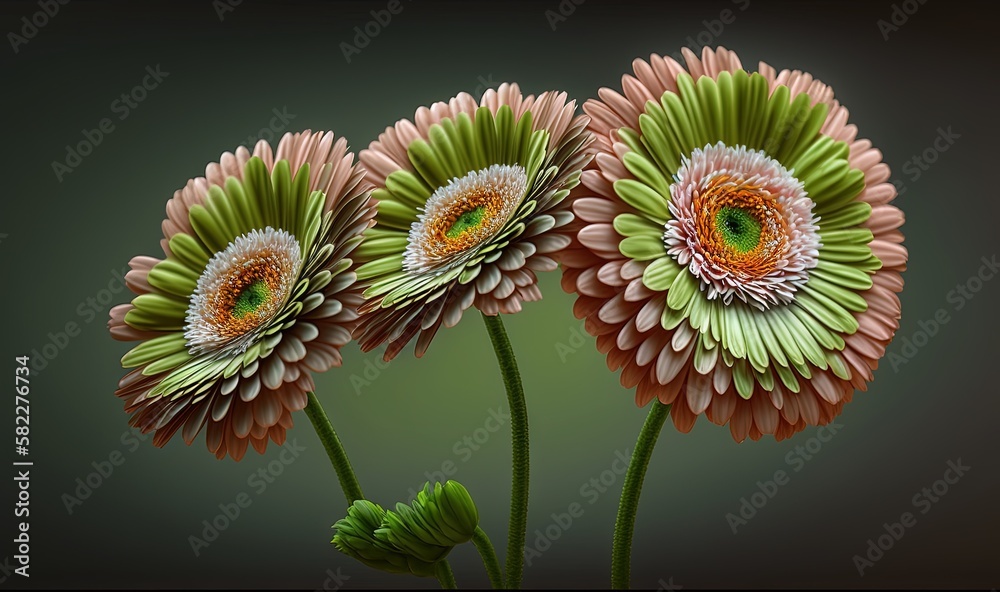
[404,164,527,274]
[185,227,301,354]
[207,256,288,340]
[693,175,788,279]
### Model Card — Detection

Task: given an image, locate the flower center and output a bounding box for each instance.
[716,206,760,252]
[665,143,820,309]
[446,206,487,239]
[693,174,790,279]
[404,164,527,274]
[231,280,272,319]
[185,227,301,354]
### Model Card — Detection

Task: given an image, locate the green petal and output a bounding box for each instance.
[765,309,805,366]
[812,259,874,291]
[826,351,851,380]
[754,366,775,392]
[797,286,859,336]
[168,233,212,270]
[188,202,231,256]
[801,276,867,315]
[736,304,769,372]
[357,256,404,280]
[622,150,672,198]
[818,201,872,230]
[121,333,189,368]
[126,294,187,330]
[687,291,710,332]
[786,305,843,357]
[774,362,800,393]
[665,268,698,311]
[620,236,666,261]
[753,309,788,368]
[613,179,670,223]
[146,259,198,298]
[721,304,746,359]
[357,235,409,257]
[732,359,755,399]
[613,213,664,238]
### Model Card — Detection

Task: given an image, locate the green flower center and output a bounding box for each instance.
[715,206,761,254]
[446,205,487,239]
[231,280,272,318]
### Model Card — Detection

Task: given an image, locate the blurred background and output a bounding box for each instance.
[1,0,997,588]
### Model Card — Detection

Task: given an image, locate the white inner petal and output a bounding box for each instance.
[184,227,301,355]
[404,163,527,275]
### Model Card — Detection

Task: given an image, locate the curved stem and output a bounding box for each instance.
[611,402,671,590]
[473,526,505,589]
[303,391,364,504]
[481,313,529,589]
[435,560,458,589]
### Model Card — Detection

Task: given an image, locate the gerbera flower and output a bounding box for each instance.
[108,131,376,460]
[354,83,593,359]
[558,46,907,442]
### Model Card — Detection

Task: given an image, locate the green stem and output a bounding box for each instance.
[303,391,364,504]
[481,313,529,589]
[611,402,671,590]
[473,526,505,589]
[435,560,458,589]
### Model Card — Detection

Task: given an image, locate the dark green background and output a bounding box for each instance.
[2,0,997,588]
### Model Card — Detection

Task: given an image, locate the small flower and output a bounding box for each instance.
[558,47,907,442]
[108,131,376,460]
[354,83,593,359]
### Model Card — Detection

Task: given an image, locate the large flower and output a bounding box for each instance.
[108,131,376,460]
[354,83,593,359]
[558,47,907,441]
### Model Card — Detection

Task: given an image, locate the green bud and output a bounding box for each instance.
[331,481,481,579]
[332,500,437,577]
